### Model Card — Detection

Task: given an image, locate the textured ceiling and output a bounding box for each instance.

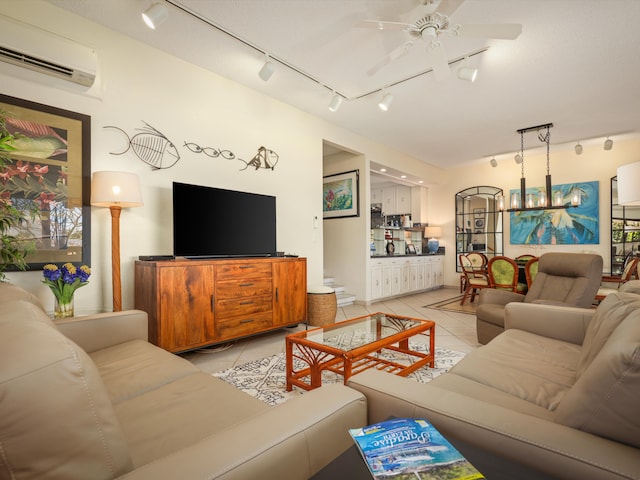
[47,0,640,169]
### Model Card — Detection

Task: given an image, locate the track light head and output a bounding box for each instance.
[258,59,275,82]
[328,93,343,112]
[142,3,168,30]
[604,137,613,151]
[574,143,583,155]
[457,66,478,82]
[490,157,497,167]
[378,92,393,111]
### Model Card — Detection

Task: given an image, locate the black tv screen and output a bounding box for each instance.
[173,182,277,258]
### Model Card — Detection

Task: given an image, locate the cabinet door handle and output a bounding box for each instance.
[239,283,254,287]
[211,295,215,312]
[275,287,279,302]
[239,265,254,269]
[240,318,254,324]
[240,301,254,305]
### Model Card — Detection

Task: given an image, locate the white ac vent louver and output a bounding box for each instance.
[0,15,96,87]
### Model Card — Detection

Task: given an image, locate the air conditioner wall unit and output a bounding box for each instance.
[0,15,97,87]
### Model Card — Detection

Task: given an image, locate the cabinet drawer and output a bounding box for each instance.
[215,278,272,299]
[216,263,271,281]
[216,295,272,319]
[216,311,272,339]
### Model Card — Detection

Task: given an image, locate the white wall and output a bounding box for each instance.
[1,1,432,313]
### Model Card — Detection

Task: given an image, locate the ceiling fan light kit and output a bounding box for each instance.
[142,3,169,30]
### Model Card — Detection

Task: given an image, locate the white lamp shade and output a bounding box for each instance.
[424,226,442,238]
[91,171,143,208]
[617,161,640,206]
[142,3,168,29]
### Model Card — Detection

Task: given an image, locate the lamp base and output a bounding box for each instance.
[427,239,439,254]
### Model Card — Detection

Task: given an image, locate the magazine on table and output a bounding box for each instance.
[349,417,484,480]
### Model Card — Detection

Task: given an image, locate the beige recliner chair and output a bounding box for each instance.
[476,252,603,344]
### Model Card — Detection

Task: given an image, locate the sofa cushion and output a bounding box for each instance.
[0,282,45,310]
[89,339,200,404]
[448,329,581,410]
[113,371,270,467]
[0,300,133,479]
[577,292,640,377]
[554,305,640,448]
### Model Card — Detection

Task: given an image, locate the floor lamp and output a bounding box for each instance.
[90,171,143,312]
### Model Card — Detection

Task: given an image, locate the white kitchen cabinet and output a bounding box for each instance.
[369,255,443,302]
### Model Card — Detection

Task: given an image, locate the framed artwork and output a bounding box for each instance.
[0,93,91,270]
[510,180,599,245]
[323,169,359,219]
[473,208,485,217]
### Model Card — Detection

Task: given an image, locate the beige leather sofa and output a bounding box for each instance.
[348,281,640,480]
[0,283,366,480]
[476,252,603,344]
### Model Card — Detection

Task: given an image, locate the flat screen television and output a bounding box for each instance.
[173,182,277,258]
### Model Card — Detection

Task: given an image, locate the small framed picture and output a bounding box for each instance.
[406,244,417,254]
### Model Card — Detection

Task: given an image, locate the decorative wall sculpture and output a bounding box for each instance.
[104,122,180,170]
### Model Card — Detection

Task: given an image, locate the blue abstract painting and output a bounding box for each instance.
[510,181,599,245]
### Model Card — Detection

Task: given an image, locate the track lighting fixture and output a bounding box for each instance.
[258,57,275,82]
[490,157,497,167]
[328,93,343,112]
[457,66,478,82]
[378,92,394,111]
[574,142,583,155]
[142,3,168,30]
[604,137,613,151]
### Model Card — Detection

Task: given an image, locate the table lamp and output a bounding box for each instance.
[90,171,143,311]
[617,161,640,206]
[424,226,442,254]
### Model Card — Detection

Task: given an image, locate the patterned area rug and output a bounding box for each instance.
[212,345,465,406]
[424,295,477,315]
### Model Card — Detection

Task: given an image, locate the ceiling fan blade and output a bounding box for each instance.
[367,41,415,76]
[426,41,450,81]
[457,23,522,40]
[355,19,417,32]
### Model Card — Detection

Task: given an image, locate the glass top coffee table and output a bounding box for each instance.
[285,312,435,392]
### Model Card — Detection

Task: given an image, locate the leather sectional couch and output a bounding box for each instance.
[349,281,640,480]
[0,283,366,480]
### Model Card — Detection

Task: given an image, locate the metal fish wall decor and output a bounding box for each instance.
[185,141,279,171]
[104,122,180,170]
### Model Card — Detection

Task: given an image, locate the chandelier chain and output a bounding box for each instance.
[520,131,525,178]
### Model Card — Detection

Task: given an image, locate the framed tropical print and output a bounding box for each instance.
[0,93,91,270]
[323,169,359,219]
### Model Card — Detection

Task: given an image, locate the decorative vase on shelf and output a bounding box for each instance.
[54,296,74,318]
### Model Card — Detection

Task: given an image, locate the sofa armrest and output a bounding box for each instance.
[504,302,594,345]
[348,370,640,480]
[116,383,366,480]
[54,310,148,353]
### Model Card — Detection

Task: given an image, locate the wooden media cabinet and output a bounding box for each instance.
[135,257,307,353]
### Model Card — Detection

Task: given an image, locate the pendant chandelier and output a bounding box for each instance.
[497,123,580,212]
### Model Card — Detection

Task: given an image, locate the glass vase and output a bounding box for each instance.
[54,296,74,318]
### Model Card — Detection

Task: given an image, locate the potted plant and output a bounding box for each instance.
[0,111,34,281]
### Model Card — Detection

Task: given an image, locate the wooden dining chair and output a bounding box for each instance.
[487,256,521,293]
[524,257,539,289]
[595,256,639,302]
[459,254,490,305]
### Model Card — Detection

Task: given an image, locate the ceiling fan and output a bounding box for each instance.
[358,0,522,80]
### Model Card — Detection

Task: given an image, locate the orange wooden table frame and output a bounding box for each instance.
[285,312,435,392]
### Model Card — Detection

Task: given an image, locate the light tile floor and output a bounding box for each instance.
[180,286,480,374]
